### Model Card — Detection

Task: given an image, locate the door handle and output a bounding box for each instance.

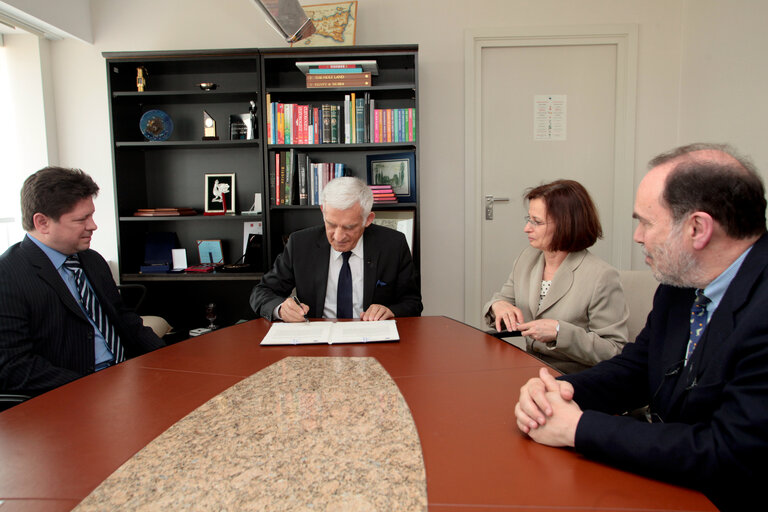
[485,195,510,220]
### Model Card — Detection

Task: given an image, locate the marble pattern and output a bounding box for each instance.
[74,357,427,511]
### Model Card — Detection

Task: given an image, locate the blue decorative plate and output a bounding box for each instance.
[140,109,173,141]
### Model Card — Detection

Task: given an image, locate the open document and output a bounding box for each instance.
[260,320,399,345]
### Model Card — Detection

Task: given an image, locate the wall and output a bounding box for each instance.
[38,0,768,321]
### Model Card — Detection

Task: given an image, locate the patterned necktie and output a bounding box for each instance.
[336,251,353,319]
[685,290,710,365]
[63,255,125,363]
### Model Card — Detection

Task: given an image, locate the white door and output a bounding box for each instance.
[464,27,638,328]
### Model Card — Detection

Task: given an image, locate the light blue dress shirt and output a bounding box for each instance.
[685,245,753,365]
[27,234,113,367]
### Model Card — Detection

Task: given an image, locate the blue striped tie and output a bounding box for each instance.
[63,255,125,363]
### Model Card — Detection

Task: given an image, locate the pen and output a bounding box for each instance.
[292,295,309,323]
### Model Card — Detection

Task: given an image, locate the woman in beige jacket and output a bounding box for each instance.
[483,180,629,373]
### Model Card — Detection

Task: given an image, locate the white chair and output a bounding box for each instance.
[618,270,659,342]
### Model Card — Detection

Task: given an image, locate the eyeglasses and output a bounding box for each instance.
[524,216,548,227]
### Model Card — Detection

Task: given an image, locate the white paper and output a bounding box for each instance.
[534,95,567,141]
[171,248,188,270]
[260,320,399,345]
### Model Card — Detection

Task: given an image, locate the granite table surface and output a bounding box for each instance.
[74,356,427,511]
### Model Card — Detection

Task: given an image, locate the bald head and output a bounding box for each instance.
[648,143,766,240]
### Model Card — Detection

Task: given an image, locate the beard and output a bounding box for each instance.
[643,223,706,288]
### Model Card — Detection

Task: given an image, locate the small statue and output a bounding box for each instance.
[136,66,148,92]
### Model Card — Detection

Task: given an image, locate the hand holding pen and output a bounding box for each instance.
[278,295,310,323]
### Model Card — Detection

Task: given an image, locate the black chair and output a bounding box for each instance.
[0,393,30,412]
[117,283,147,312]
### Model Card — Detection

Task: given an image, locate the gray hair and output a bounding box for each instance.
[320,177,373,220]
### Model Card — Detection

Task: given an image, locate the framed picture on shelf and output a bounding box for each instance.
[204,173,236,214]
[366,152,416,203]
[371,210,415,255]
[196,240,224,265]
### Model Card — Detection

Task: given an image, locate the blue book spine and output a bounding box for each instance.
[308,67,363,74]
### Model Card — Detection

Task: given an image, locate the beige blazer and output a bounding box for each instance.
[483,247,629,373]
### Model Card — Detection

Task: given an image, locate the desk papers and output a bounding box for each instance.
[260,320,399,345]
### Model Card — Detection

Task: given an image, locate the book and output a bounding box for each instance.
[308,67,363,74]
[279,151,286,205]
[306,72,372,81]
[272,152,279,205]
[344,94,351,144]
[134,208,196,216]
[350,92,356,143]
[295,60,379,75]
[322,104,332,143]
[355,97,365,143]
[306,79,372,89]
[330,105,339,143]
[306,73,372,88]
[266,93,273,144]
[260,320,399,346]
[297,152,308,205]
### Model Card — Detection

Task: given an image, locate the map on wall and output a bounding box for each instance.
[292,1,357,46]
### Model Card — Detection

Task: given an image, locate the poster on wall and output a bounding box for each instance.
[534,95,567,141]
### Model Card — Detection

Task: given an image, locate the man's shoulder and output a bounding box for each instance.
[0,240,31,270]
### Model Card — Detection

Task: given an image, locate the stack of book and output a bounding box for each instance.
[133,208,197,217]
[370,185,397,204]
[296,60,378,89]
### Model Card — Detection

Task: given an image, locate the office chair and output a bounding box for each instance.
[117,283,173,339]
[0,393,30,412]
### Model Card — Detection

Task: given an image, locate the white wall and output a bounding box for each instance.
[31,0,768,321]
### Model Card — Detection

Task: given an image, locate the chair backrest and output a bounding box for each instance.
[618,270,659,343]
[0,393,30,412]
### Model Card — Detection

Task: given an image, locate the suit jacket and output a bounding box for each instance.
[250,224,422,320]
[562,233,768,511]
[0,236,165,396]
[483,247,629,373]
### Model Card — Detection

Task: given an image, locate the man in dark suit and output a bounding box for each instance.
[514,143,768,511]
[250,177,422,322]
[0,167,164,397]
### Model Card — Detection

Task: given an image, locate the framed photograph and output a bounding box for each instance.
[367,152,416,203]
[204,173,236,214]
[372,210,415,255]
[197,240,224,265]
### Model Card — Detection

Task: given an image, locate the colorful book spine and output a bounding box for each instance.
[277,103,285,145]
[266,93,273,144]
[308,67,363,74]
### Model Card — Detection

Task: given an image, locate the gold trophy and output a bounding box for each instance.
[136,66,148,92]
[202,110,219,140]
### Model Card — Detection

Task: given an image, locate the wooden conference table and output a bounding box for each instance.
[0,316,714,511]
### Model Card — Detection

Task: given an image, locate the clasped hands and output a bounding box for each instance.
[278,297,394,322]
[515,367,582,447]
[491,301,559,342]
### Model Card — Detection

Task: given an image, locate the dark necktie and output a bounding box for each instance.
[336,251,353,319]
[685,290,710,365]
[63,255,125,363]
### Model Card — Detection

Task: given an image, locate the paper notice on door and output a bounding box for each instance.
[534,95,567,141]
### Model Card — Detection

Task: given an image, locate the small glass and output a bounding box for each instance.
[205,302,218,330]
